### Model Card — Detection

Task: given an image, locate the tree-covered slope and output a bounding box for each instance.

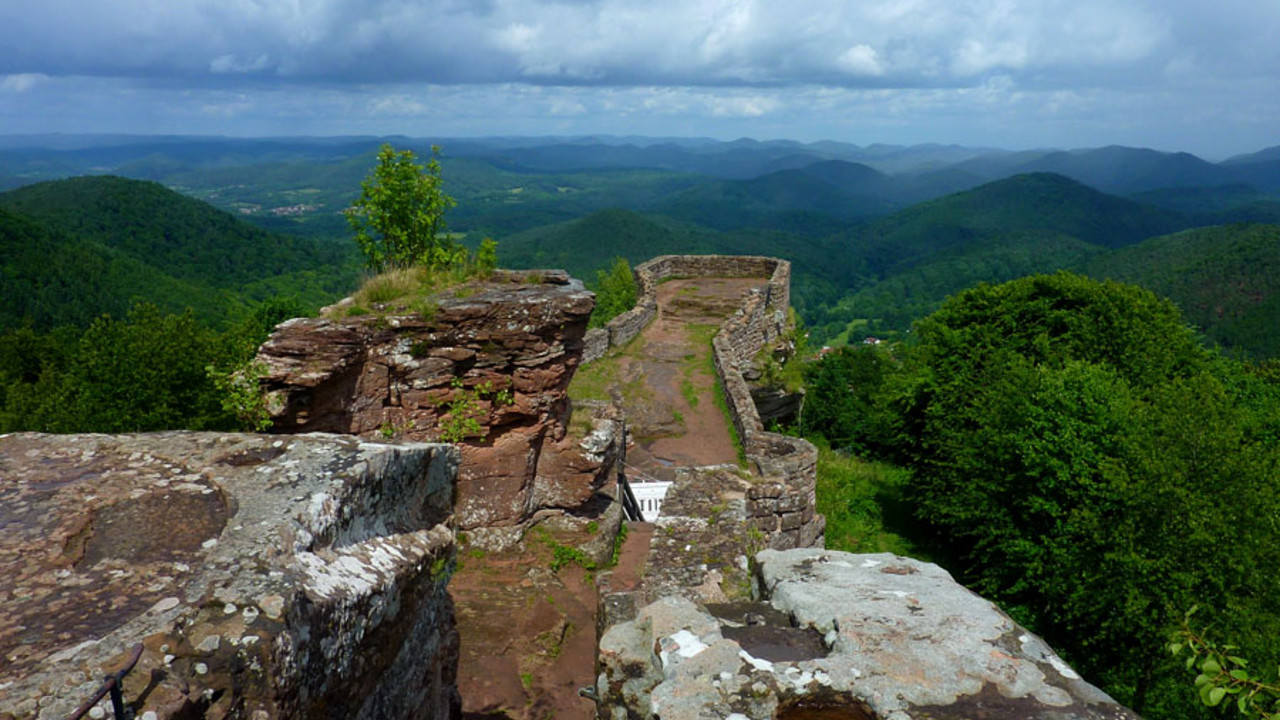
[0,175,355,289]
[799,174,1191,344]
[858,173,1186,270]
[1086,223,1280,357]
[496,208,723,278]
[0,207,231,330]
[813,230,1108,342]
[0,176,359,330]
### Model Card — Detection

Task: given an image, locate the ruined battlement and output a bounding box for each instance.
[587,255,821,550]
[584,255,790,364]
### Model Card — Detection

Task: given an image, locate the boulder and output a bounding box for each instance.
[0,432,460,720]
[596,548,1140,720]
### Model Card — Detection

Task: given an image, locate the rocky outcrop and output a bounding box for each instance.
[597,549,1140,720]
[0,432,460,720]
[256,270,624,544]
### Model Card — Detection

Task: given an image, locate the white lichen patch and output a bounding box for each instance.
[668,629,708,659]
[738,649,773,672]
[150,597,180,613]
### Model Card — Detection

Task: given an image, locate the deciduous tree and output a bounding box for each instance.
[346,144,458,272]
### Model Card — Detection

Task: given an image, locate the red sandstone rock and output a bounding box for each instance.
[256,271,621,538]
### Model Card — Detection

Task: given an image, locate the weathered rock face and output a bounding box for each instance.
[597,549,1140,720]
[0,432,460,720]
[256,271,621,541]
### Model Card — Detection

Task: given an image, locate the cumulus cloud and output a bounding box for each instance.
[0,0,1277,155]
[836,45,884,77]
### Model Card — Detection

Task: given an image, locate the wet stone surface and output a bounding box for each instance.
[706,602,829,663]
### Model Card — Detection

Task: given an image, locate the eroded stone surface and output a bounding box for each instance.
[0,432,460,720]
[597,549,1139,720]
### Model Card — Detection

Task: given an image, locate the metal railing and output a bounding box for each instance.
[619,473,645,523]
[67,643,143,720]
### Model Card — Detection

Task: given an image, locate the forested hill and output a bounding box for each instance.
[498,209,721,278]
[0,176,355,289]
[0,176,358,330]
[1086,224,1280,358]
[858,172,1186,269]
[0,206,216,331]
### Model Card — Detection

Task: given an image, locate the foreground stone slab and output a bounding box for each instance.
[597,549,1139,720]
[0,432,460,720]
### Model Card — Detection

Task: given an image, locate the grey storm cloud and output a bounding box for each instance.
[1,0,1277,155]
[3,0,1276,90]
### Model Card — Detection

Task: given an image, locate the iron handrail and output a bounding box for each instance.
[619,473,645,523]
[66,642,144,720]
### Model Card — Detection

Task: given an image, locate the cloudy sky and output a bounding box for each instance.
[1,0,1277,157]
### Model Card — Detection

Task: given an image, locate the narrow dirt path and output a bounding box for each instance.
[614,277,765,481]
[452,538,600,720]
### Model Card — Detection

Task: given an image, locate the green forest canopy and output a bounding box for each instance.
[799,272,1280,719]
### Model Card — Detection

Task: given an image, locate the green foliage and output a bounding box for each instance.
[207,359,272,431]
[799,345,895,454]
[813,441,920,556]
[438,378,512,444]
[0,177,355,333]
[347,144,459,272]
[1170,609,1280,718]
[588,257,639,329]
[794,273,1280,718]
[843,273,1280,717]
[549,544,597,573]
[755,311,808,393]
[332,240,502,323]
[475,237,499,277]
[1086,223,1280,358]
[1,298,301,434]
[610,522,629,567]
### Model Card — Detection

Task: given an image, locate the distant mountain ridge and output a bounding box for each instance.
[498,171,1278,357]
[3,135,1279,243]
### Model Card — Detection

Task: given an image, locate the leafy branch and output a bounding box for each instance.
[1169,608,1280,718]
[206,358,272,431]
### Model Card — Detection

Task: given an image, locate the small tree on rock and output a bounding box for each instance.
[346,144,458,273]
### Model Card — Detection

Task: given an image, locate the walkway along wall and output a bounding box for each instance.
[585,255,822,549]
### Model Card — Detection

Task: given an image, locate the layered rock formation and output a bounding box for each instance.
[256,270,623,546]
[0,432,459,720]
[597,549,1141,720]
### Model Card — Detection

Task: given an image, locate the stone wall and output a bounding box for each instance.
[584,254,791,364]
[0,432,461,720]
[584,254,821,549]
[255,270,625,546]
